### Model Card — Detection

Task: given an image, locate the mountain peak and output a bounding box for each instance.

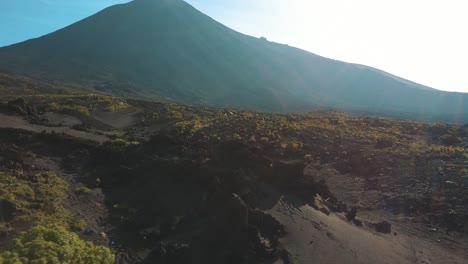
[132,0,183,3]
[129,0,188,9]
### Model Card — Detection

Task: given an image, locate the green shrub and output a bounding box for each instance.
[75,187,93,195]
[47,102,60,111]
[70,218,88,232]
[231,133,242,140]
[63,105,90,115]
[290,140,303,150]
[0,171,68,224]
[0,225,114,264]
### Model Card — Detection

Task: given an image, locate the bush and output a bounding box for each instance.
[0,225,114,264]
[70,218,88,232]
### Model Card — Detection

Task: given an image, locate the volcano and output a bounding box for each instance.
[0,0,467,122]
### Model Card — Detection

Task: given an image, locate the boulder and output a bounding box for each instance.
[346,206,358,221]
[373,221,392,234]
[375,138,395,149]
[7,98,38,116]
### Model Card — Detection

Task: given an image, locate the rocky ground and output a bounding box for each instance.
[0,74,467,263]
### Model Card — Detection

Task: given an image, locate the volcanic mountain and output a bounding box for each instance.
[0,0,467,122]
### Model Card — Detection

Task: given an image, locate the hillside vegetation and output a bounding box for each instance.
[0,74,466,263]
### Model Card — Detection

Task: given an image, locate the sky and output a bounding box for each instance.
[0,0,467,93]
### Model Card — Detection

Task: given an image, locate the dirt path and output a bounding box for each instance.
[0,113,109,143]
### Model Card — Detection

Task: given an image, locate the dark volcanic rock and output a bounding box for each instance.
[373,221,392,234]
[375,138,395,149]
[7,98,38,117]
[346,206,358,221]
[0,200,16,222]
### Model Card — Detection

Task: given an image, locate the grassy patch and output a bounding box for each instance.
[0,171,83,232]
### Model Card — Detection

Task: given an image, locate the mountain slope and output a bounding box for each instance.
[0,0,467,122]
[0,88,467,263]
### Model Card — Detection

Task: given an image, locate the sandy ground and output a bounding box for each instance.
[262,193,467,264]
[44,112,82,127]
[92,107,142,129]
[0,113,108,143]
[258,187,468,264]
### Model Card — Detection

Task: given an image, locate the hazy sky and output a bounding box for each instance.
[1,0,467,93]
